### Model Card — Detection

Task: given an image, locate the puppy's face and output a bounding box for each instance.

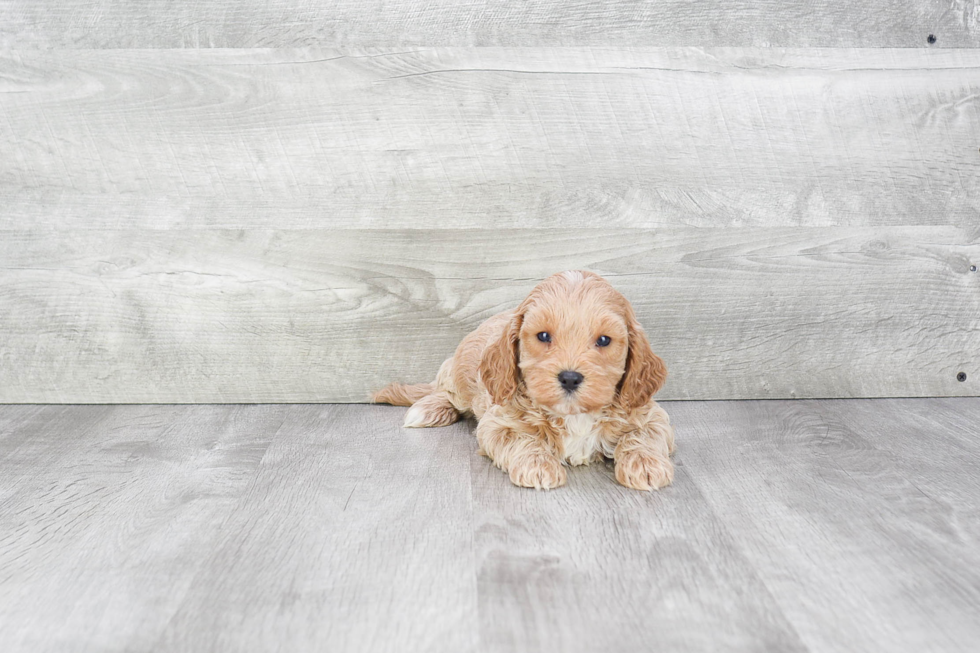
[517,274,630,414]
[479,270,667,415]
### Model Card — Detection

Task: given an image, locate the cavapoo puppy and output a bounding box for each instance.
[372,270,675,491]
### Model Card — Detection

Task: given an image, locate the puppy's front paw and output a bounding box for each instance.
[615,451,673,491]
[508,453,567,490]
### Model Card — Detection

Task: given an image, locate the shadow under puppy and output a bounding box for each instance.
[373,270,675,490]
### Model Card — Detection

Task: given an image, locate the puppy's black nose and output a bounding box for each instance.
[558,370,584,392]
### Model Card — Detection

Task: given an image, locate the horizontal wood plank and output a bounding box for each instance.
[2,48,979,229]
[2,1,978,48]
[1,227,976,402]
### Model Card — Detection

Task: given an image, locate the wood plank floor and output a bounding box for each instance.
[1,399,978,652]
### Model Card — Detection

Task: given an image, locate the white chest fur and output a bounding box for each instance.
[561,413,612,466]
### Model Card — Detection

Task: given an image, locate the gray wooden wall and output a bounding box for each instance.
[2,3,978,402]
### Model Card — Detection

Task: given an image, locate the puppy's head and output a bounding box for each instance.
[480,270,667,414]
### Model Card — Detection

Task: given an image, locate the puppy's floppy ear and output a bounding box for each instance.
[618,307,667,410]
[479,313,522,405]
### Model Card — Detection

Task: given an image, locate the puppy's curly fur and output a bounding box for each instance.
[373,270,675,491]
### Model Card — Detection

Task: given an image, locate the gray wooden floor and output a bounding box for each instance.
[1,399,978,652]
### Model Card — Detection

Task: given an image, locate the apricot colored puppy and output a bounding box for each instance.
[373,271,675,491]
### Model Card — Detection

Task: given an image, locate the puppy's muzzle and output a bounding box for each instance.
[558,370,584,393]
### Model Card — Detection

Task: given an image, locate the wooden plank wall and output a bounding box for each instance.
[1,4,978,402]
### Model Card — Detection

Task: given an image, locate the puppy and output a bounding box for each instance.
[372,270,675,491]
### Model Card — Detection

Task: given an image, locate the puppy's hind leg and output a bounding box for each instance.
[403,392,460,428]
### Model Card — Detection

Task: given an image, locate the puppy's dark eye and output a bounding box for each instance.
[537,332,552,343]
[596,335,611,347]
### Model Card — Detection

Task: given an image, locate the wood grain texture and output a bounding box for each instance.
[2,1,979,48]
[1,227,977,402]
[828,398,980,547]
[472,456,808,652]
[154,404,478,652]
[2,400,980,652]
[2,48,979,230]
[669,399,980,653]
[0,404,284,652]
